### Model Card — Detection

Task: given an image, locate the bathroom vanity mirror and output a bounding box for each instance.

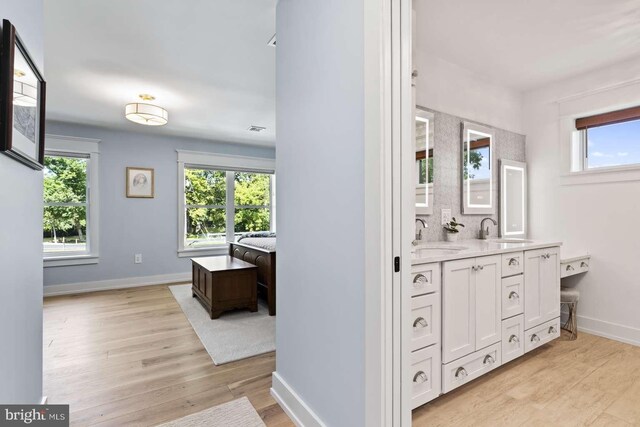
[462,122,494,214]
[500,159,527,238]
[415,107,434,215]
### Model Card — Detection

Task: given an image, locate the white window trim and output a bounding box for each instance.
[44,135,100,268]
[560,117,640,186]
[176,150,275,257]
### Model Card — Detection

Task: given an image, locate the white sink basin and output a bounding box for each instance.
[488,238,534,244]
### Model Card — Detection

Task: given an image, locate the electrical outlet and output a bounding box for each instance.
[134,254,142,264]
[441,208,452,225]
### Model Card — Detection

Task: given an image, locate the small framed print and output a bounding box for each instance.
[0,19,47,170]
[126,167,154,198]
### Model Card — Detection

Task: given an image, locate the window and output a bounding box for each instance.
[574,106,640,171]
[178,151,275,256]
[43,154,89,254]
[43,135,100,266]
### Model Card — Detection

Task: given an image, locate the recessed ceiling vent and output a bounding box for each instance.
[248,125,266,132]
[267,34,276,47]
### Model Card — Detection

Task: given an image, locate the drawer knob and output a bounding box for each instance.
[541,253,551,260]
[413,371,428,384]
[508,291,519,300]
[566,265,575,271]
[530,334,541,343]
[548,326,557,334]
[509,334,520,344]
[472,265,484,271]
[508,258,519,266]
[413,317,428,329]
[413,274,429,288]
[454,367,468,379]
[483,355,495,365]
[581,261,589,268]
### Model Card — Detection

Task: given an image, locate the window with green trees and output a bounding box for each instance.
[184,167,273,249]
[43,154,89,254]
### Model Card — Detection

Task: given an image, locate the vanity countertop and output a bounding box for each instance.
[411,238,562,265]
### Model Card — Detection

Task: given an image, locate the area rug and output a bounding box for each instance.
[169,284,275,365]
[156,397,265,427]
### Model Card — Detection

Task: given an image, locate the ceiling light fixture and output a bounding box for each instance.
[125,94,168,126]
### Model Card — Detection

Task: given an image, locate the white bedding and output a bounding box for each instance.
[236,237,276,252]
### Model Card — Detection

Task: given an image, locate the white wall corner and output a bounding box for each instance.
[270,372,326,427]
[43,272,191,297]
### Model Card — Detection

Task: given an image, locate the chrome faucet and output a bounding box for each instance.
[479,217,497,240]
[414,219,428,245]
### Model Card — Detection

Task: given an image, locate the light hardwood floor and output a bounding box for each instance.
[43,284,293,427]
[413,331,640,426]
[45,285,640,426]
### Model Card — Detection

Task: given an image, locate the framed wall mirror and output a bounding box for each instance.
[462,122,493,214]
[415,107,434,215]
[500,159,527,238]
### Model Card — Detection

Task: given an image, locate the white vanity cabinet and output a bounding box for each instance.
[442,255,501,364]
[524,247,560,332]
[409,240,561,410]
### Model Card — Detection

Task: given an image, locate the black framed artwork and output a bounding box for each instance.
[0,19,46,170]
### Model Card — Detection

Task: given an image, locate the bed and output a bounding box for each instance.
[229,234,276,316]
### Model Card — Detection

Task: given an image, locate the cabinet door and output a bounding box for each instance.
[475,255,502,350]
[442,258,476,363]
[540,247,560,323]
[524,248,560,330]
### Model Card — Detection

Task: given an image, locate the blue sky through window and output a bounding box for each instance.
[587,120,640,169]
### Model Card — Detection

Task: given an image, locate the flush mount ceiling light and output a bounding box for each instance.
[125,94,168,126]
[13,69,37,107]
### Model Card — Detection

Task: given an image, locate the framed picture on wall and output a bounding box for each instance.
[0,19,47,170]
[126,167,155,198]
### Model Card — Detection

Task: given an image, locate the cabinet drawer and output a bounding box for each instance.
[411,263,441,296]
[561,257,590,278]
[442,342,501,393]
[502,275,524,319]
[502,314,524,364]
[411,345,441,409]
[525,317,560,353]
[411,293,440,351]
[501,252,523,277]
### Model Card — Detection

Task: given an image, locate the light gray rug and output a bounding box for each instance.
[169,284,275,365]
[156,397,265,427]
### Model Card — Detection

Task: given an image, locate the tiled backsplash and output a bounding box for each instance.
[417,108,526,241]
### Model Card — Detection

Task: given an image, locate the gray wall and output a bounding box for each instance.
[44,121,274,287]
[417,108,526,241]
[0,0,44,403]
[275,0,367,425]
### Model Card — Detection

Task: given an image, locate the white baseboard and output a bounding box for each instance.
[43,272,191,297]
[577,314,640,347]
[271,372,326,427]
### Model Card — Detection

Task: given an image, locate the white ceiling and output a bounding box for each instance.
[416,0,640,91]
[44,1,276,146]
